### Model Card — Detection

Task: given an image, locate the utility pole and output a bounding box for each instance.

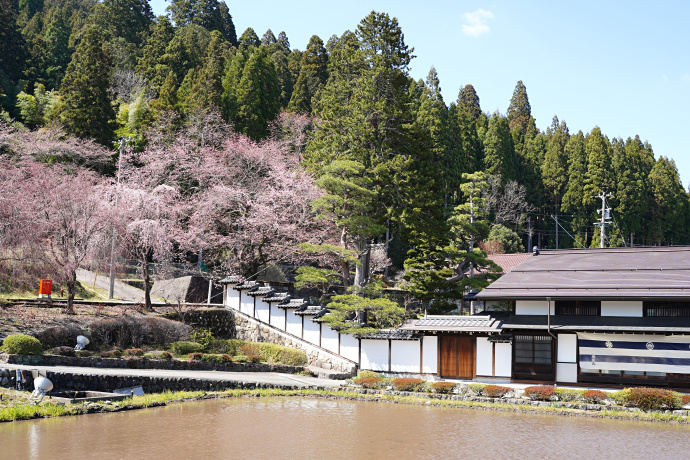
[108,138,126,299]
[527,216,532,251]
[594,191,613,248]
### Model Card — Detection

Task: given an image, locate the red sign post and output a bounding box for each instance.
[39,279,52,298]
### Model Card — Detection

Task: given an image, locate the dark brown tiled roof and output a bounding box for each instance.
[234,280,261,290]
[400,315,502,332]
[360,329,421,340]
[476,247,690,300]
[278,298,308,309]
[262,292,291,303]
[219,275,243,284]
[246,286,275,297]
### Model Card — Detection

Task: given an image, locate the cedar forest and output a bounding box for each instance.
[1,1,688,324]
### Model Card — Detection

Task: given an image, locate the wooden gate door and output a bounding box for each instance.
[439,335,476,379]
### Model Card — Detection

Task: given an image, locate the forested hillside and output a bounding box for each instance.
[1,1,689,314]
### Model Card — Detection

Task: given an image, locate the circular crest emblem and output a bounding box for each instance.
[646,342,654,350]
[605,341,613,348]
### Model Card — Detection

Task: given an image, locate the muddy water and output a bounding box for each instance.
[2,397,689,459]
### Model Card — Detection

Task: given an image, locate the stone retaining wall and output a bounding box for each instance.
[160,308,235,338]
[2,354,303,374]
[233,312,356,376]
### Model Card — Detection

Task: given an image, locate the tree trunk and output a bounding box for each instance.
[354,240,369,287]
[143,258,152,311]
[65,270,76,315]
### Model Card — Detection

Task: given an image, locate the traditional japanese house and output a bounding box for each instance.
[473,246,690,388]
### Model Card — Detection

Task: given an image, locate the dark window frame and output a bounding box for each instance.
[512,334,554,381]
[555,300,601,316]
[643,301,690,317]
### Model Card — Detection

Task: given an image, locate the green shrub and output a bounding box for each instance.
[467,383,486,395]
[206,339,233,354]
[200,353,232,364]
[610,388,631,406]
[1,334,43,355]
[233,354,249,363]
[358,370,382,379]
[622,387,682,411]
[47,346,76,357]
[170,341,205,356]
[238,341,308,366]
[583,389,608,404]
[190,328,214,347]
[483,385,511,398]
[354,377,384,389]
[76,350,94,357]
[123,348,144,357]
[523,385,556,401]
[143,351,173,360]
[431,382,457,394]
[555,388,583,402]
[391,378,425,392]
[188,352,203,361]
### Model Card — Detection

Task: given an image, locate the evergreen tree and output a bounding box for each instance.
[457,84,481,121]
[224,46,280,140]
[507,80,534,132]
[58,26,115,146]
[136,16,175,92]
[149,70,178,117]
[648,157,686,244]
[542,116,570,219]
[307,12,422,286]
[167,0,236,44]
[261,29,277,46]
[238,27,260,48]
[583,126,613,204]
[160,24,211,83]
[483,112,515,182]
[613,135,655,243]
[287,35,328,114]
[185,30,230,111]
[43,6,72,89]
[0,0,28,115]
[90,0,154,46]
[561,131,588,246]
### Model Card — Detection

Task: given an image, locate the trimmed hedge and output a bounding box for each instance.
[1,334,43,355]
[483,385,511,398]
[358,370,383,379]
[170,341,205,356]
[467,383,486,395]
[622,387,682,411]
[523,385,556,401]
[391,378,425,392]
[583,389,608,404]
[555,388,583,402]
[431,382,457,394]
[354,377,385,389]
[200,353,233,364]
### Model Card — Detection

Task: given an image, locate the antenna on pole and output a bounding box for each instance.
[594,191,614,248]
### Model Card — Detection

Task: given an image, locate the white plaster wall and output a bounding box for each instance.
[226,289,240,310]
[321,326,339,354]
[340,334,359,363]
[494,343,512,377]
[476,337,493,376]
[557,334,577,363]
[516,300,553,315]
[285,310,302,337]
[303,318,320,345]
[269,304,285,331]
[255,298,270,323]
[390,341,420,373]
[601,301,643,317]
[361,339,389,371]
[240,294,254,316]
[422,336,438,374]
[557,362,578,383]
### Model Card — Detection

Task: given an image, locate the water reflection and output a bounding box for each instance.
[1,397,689,459]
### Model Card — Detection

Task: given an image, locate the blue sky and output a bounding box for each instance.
[149,1,690,188]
